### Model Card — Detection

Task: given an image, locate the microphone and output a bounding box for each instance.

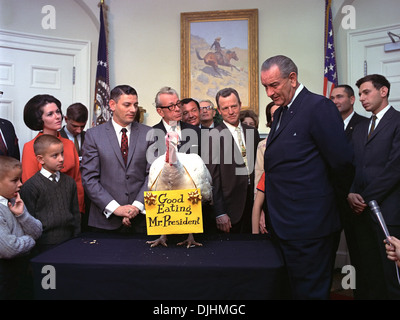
[369,200,391,240]
[369,200,400,286]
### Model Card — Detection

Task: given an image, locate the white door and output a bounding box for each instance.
[0,30,91,152]
[0,46,74,149]
[348,24,400,116]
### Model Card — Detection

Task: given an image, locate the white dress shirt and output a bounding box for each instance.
[104,119,144,218]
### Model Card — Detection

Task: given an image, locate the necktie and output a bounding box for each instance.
[276,106,288,131]
[368,115,377,139]
[74,135,80,156]
[235,127,249,183]
[121,128,128,165]
[50,173,57,183]
[0,134,7,156]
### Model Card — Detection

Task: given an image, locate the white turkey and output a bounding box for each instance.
[146,130,212,248]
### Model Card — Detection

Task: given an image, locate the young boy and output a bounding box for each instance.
[0,155,42,299]
[20,134,81,253]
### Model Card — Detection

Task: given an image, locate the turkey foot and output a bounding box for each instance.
[146,235,168,247]
[177,234,202,248]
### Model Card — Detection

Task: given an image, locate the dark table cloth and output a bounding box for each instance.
[31,233,290,300]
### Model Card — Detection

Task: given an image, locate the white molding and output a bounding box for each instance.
[0,29,91,110]
[348,24,400,82]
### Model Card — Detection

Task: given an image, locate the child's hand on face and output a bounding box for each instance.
[8,193,24,217]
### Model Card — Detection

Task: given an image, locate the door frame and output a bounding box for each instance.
[348,23,400,115]
[0,29,91,115]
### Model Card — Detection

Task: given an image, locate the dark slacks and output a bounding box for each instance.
[273,231,339,299]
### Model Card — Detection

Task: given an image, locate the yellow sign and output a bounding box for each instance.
[144,189,203,235]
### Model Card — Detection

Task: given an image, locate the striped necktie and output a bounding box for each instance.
[50,173,57,183]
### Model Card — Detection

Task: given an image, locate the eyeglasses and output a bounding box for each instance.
[157,101,181,111]
[200,106,213,111]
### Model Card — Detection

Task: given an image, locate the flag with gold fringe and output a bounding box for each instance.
[323,0,338,98]
[93,2,111,126]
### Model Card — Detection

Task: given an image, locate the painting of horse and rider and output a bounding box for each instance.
[189,19,249,105]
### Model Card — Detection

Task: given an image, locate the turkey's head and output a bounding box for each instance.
[165,131,179,165]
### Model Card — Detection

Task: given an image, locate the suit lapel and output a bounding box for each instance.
[267,88,306,147]
[127,122,138,166]
[105,120,126,168]
[366,107,395,144]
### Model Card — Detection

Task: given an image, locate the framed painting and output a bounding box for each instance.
[181,9,259,113]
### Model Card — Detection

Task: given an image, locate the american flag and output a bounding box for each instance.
[92,3,111,127]
[323,0,338,98]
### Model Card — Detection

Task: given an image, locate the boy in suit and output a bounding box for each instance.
[59,102,88,161]
[0,156,42,299]
[348,74,400,299]
[20,135,80,253]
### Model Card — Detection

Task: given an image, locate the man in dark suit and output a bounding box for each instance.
[261,55,353,299]
[81,85,154,233]
[59,103,88,161]
[348,74,400,299]
[152,87,201,157]
[0,118,20,160]
[206,87,259,234]
[330,85,367,138]
[330,84,368,299]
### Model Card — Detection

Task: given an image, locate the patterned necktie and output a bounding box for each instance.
[236,127,250,184]
[121,128,128,165]
[368,115,377,139]
[0,134,7,156]
[50,173,57,183]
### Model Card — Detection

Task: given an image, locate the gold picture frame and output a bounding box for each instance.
[181,9,259,114]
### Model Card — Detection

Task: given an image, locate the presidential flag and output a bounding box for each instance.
[323,0,338,98]
[93,3,110,127]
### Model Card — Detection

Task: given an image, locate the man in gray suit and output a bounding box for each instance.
[81,85,154,233]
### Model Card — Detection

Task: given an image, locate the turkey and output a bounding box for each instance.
[146,130,212,248]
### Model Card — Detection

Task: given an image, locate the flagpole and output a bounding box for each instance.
[323,0,338,98]
[93,0,111,127]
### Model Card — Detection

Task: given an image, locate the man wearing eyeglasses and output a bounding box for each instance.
[152,87,201,156]
[199,99,217,129]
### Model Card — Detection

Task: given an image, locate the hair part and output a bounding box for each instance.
[33,134,63,156]
[110,85,138,103]
[356,74,391,98]
[261,55,298,78]
[154,86,179,107]
[215,87,241,108]
[66,103,88,123]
